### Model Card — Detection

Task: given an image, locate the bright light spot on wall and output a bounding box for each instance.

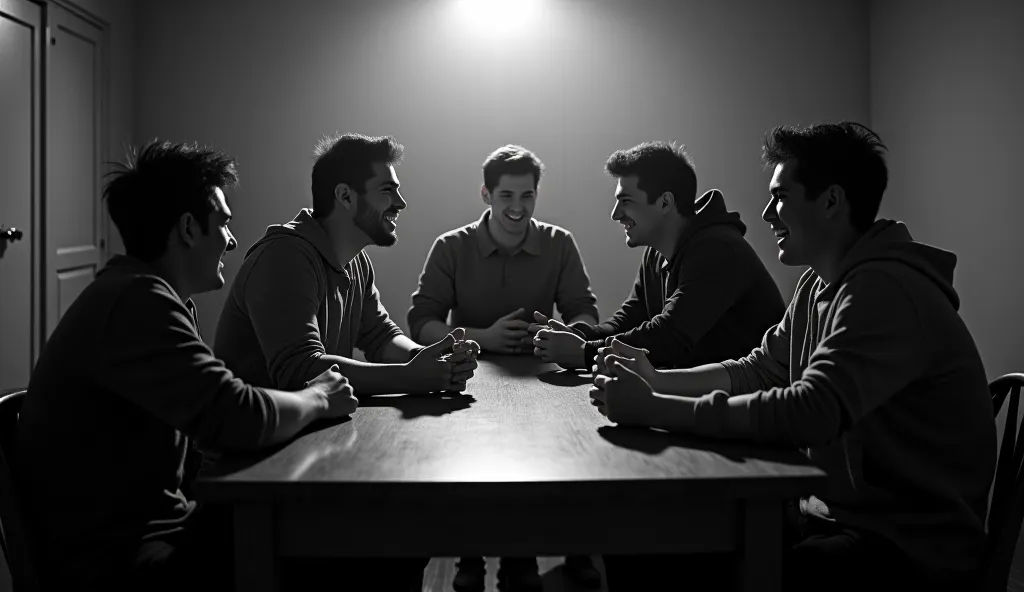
[450,0,544,39]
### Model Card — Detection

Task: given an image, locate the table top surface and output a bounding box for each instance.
[196,355,825,502]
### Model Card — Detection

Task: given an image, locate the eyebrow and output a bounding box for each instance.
[378,181,400,190]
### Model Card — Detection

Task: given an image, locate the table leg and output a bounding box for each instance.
[234,503,277,592]
[739,499,783,592]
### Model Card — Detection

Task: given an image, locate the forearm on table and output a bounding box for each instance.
[376,334,422,363]
[641,390,754,438]
[654,363,732,397]
[306,354,410,396]
[262,387,327,445]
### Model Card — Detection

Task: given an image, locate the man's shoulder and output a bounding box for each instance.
[435,219,483,245]
[530,218,573,238]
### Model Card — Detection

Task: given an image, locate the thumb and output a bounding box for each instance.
[501,308,526,321]
[449,327,466,341]
[533,310,549,323]
[610,338,645,357]
[548,319,570,331]
[328,364,340,373]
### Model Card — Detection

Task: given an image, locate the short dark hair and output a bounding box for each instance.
[103,140,238,262]
[761,122,888,232]
[605,141,698,216]
[311,133,404,218]
[482,145,545,193]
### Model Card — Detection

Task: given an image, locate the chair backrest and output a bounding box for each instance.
[0,390,39,592]
[984,373,1024,592]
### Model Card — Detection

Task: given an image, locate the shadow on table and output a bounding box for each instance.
[199,415,355,477]
[358,392,477,419]
[537,369,593,387]
[597,425,803,465]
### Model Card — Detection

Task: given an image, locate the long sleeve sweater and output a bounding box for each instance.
[701,220,996,580]
[16,255,277,588]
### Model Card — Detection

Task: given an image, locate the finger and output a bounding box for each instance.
[452,360,477,375]
[505,329,529,340]
[610,360,642,381]
[593,374,613,389]
[533,311,549,323]
[526,323,543,335]
[533,347,545,357]
[506,320,530,330]
[449,327,466,342]
[588,386,607,405]
[500,308,526,321]
[547,319,570,331]
[603,353,632,369]
[610,338,648,358]
[445,350,473,363]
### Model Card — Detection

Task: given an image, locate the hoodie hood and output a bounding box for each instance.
[664,189,746,267]
[245,208,346,273]
[836,219,960,309]
[692,189,747,236]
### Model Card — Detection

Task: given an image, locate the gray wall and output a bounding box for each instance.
[133,0,869,345]
[870,0,1024,378]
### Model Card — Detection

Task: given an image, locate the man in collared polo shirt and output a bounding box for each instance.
[407,145,601,592]
[533,141,786,375]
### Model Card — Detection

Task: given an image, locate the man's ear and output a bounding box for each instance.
[658,191,676,216]
[481,184,492,206]
[177,212,199,247]
[334,183,356,211]
[821,184,846,220]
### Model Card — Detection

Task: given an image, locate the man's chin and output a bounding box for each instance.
[373,231,398,247]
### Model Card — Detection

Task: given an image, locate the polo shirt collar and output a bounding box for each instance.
[474,210,543,256]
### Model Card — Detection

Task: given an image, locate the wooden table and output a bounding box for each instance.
[196,355,826,592]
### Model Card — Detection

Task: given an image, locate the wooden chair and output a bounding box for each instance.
[0,390,39,591]
[985,373,1024,592]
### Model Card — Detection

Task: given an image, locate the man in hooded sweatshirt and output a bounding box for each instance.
[532,141,785,374]
[591,122,997,592]
[214,133,478,590]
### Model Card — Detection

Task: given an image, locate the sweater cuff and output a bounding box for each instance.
[692,390,730,436]
[584,340,604,371]
[569,321,595,340]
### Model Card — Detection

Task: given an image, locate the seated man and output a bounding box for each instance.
[214,133,479,589]
[16,141,359,591]
[591,122,996,592]
[533,141,784,371]
[215,132,478,396]
[407,145,601,591]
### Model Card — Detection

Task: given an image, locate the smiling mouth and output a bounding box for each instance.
[505,212,525,222]
[773,228,789,241]
[622,220,635,231]
[383,212,399,225]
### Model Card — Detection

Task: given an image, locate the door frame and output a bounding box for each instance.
[36,0,111,346]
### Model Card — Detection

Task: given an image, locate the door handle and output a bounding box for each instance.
[1,226,24,242]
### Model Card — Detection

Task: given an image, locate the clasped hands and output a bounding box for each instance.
[407,327,480,394]
[587,338,661,426]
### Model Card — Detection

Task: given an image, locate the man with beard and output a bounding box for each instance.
[214,133,479,590]
[407,144,601,592]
